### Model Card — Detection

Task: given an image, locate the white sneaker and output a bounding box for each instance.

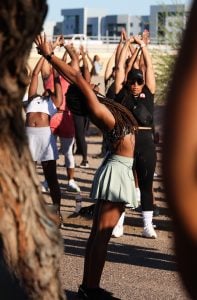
[142,225,157,239]
[67,179,80,192]
[79,161,89,169]
[112,225,124,238]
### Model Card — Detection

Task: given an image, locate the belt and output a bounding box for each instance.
[138,127,152,130]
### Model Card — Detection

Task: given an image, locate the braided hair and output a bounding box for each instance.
[66,84,138,137]
[97,93,138,136]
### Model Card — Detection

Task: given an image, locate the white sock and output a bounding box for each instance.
[142,211,153,228]
[115,212,125,227]
[136,187,141,203]
[69,179,75,184]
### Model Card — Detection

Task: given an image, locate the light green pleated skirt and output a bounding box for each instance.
[90,154,138,208]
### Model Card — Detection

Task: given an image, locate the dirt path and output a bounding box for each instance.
[39,124,189,300]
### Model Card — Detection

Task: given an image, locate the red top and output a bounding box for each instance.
[44,72,75,138]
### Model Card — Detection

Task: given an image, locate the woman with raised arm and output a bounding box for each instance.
[41,37,81,194]
[66,44,90,168]
[25,55,63,226]
[115,35,157,239]
[35,34,138,299]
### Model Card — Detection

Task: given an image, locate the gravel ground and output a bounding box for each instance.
[39,124,190,300]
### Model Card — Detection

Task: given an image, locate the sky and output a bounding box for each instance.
[45,0,190,23]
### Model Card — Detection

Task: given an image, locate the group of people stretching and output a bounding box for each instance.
[25,28,157,299]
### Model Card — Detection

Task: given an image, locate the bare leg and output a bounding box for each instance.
[82,200,124,288]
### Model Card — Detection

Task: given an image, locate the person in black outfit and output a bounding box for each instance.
[73,113,89,168]
[115,35,157,238]
[66,45,90,169]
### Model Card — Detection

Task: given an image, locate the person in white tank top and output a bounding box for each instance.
[25,56,63,227]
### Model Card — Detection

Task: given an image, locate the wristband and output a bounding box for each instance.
[54,76,60,83]
[45,51,54,61]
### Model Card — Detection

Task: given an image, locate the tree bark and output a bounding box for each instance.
[0,1,65,299]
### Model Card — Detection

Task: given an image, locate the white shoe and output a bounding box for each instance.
[79,161,89,169]
[142,225,157,239]
[112,225,124,238]
[67,179,80,192]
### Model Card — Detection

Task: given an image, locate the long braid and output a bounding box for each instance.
[67,85,138,137]
[97,93,138,137]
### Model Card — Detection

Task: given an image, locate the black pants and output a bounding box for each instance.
[73,114,89,161]
[134,130,156,211]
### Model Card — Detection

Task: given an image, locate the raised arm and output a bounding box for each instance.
[41,35,65,82]
[115,28,127,68]
[35,35,115,131]
[86,51,93,66]
[62,47,68,63]
[127,49,140,72]
[50,68,62,108]
[125,38,141,80]
[28,56,45,98]
[64,44,79,69]
[104,48,116,83]
[138,30,151,76]
[115,38,132,94]
[80,45,91,83]
[134,35,156,94]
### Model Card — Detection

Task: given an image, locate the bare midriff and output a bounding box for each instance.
[25,112,50,127]
[114,133,135,158]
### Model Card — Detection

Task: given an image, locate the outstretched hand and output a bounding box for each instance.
[35,34,53,57]
[134,35,144,46]
[52,35,64,49]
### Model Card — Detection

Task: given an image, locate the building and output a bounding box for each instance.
[103,15,149,37]
[54,8,106,38]
[54,8,149,39]
[53,4,190,44]
[149,4,190,44]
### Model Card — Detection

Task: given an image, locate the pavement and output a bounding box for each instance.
[38,123,190,300]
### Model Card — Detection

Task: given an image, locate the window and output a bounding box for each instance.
[158,12,166,38]
[87,24,92,36]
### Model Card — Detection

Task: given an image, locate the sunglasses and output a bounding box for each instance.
[128,78,144,85]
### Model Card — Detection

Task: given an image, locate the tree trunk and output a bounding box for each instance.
[0,1,65,299]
